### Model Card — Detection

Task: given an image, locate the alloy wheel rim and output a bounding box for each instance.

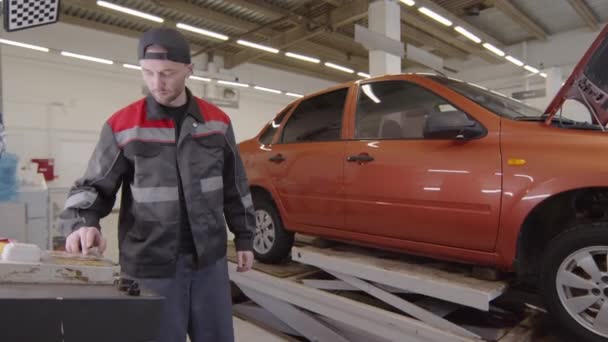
[556,246,608,338]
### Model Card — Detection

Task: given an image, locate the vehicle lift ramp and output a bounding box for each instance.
[229,245,513,342]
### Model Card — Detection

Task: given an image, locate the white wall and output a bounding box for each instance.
[1,22,335,188]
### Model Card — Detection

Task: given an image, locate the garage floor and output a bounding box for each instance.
[234,316,289,342]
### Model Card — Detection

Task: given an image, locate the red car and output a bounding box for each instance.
[238,25,608,340]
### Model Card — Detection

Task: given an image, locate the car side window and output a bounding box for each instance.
[355,81,467,140]
[281,88,348,143]
[259,105,293,145]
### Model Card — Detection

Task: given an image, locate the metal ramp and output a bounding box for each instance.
[229,244,537,342]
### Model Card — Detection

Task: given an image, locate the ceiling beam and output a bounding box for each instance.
[59,14,214,57]
[293,41,369,69]
[492,0,547,41]
[401,10,498,63]
[62,0,226,50]
[401,0,506,63]
[222,0,289,20]
[402,24,468,59]
[225,0,369,68]
[61,1,364,81]
[323,0,346,6]
[60,15,140,40]
[315,32,369,56]
[145,0,366,74]
[152,0,274,37]
[567,0,599,31]
[411,0,505,46]
[328,0,369,27]
[256,56,355,83]
[60,14,348,82]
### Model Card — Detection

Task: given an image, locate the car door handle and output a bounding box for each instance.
[269,154,285,163]
[346,154,374,163]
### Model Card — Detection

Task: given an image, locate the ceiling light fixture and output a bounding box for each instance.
[505,55,524,67]
[285,52,320,64]
[0,38,49,52]
[419,7,452,26]
[176,23,229,41]
[454,26,481,43]
[254,86,282,94]
[218,80,249,88]
[60,51,114,65]
[324,62,354,74]
[97,1,164,23]
[237,40,279,54]
[482,43,505,57]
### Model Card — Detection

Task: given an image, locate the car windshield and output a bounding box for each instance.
[428,76,543,119]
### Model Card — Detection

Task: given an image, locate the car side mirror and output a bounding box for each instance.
[423,111,485,140]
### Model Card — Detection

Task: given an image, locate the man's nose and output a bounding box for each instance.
[152,74,163,88]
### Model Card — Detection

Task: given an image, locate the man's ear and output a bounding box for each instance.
[186,63,194,75]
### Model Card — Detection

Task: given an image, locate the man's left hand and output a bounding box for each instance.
[237,251,254,272]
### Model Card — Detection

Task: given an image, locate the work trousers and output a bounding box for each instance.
[128,255,234,342]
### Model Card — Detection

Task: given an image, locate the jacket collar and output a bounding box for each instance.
[145,87,204,123]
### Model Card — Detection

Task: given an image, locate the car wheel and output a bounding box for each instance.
[252,196,294,263]
[541,223,608,341]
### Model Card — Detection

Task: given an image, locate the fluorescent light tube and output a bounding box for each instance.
[524,65,539,74]
[254,86,282,94]
[454,26,481,43]
[237,40,279,54]
[483,43,505,57]
[285,52,320,63]
[97,1,164,23]
[324,62,354,74]
[189,76,211,82]
[0,38,49,52]
[123,63,141,70]
[505,55,524,66]
[61,51,113,65]
[176,23,229,41]
[419,7,452,26]
[218,80,249,88]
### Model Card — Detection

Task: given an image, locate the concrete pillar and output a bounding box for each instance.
[368,0,401,76]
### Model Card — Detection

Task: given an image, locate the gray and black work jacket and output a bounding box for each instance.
[58,89,255,277]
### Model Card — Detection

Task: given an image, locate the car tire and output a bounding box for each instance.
[541,222,608,342]
[251,195,294,264]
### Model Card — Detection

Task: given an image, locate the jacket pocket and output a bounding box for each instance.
[190,134,224,171]
[126,142,174,187]
[124,220,178,265]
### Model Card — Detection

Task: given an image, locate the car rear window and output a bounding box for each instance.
[281,88,348,143]
[258,105,293,145]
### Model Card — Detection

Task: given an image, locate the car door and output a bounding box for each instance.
[266,87,350,230]
[343,79,502,252]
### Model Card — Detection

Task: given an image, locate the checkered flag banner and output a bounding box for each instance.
[4,0,60,32]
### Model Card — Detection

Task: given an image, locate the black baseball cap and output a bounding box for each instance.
[138,28,191,64]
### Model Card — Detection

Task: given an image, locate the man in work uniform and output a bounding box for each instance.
[58,28,255,342]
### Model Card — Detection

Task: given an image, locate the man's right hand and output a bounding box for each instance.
[65,226,107,255]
